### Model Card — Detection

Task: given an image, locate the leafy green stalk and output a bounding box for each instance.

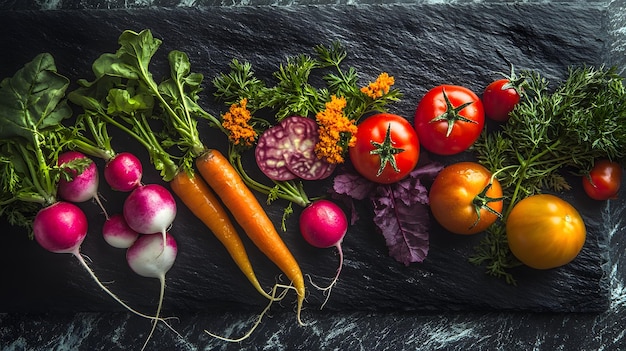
[69,81,180,181]
[471,65,626,283]
[0,53,76,230]
[314,42,402,121]
[69,30,226,181]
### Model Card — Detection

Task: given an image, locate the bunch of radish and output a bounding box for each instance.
[54,149,179,350]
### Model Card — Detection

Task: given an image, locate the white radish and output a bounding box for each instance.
[104,152,143,192]
[32,201,161,321]
[102,213,140,249]
[57,150,109,218]
[299,199,348,309]
[126,232,178,351]
[123,183,177,249]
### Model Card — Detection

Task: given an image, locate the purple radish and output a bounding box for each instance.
[126,232,178,351]
[57,151,108,218]
[123,183,177,248]
[104,152,143,192]
[102,213,140,249]
[255,123,297,181]
[32,201,161,321]
[256,116,335,181]
[299,199,348,309]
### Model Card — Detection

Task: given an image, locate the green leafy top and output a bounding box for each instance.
[470,65,626,283]
[69,29,223,182]
[0,53,77,230]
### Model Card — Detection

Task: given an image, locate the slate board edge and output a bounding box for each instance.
[0,0,618,315]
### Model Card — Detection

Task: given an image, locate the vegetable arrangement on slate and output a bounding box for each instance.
[0,27,624,348]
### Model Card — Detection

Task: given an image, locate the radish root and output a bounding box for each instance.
[72,250,181,337]
[204,283,294,342]
[308,242,344,310]
[92,192,109,220]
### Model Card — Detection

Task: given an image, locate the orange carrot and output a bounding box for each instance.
[196,149,305,324]
[169,170,277,301]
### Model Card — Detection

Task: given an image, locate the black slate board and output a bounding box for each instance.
[0,3,617,317]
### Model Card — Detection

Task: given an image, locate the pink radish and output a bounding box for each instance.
[126,232,178,351]
[102,213,140,249]
[299,199,348,309]
[32,201,162,321]
[104,152,143,192]
[34,201,88,254]
[123,183,177,248]
[57,150,108,218]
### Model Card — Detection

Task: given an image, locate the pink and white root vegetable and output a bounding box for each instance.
[32,201,161,321]
[126,232,178,351]
[299,199,348,309]
[104,152,143,192]
[102,213,140,249]
[123,183,177,248]
[57,151,109,218]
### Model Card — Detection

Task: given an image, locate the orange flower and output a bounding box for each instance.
[222,98,257,147]
[315,95,357,164]
[360,72,395,99]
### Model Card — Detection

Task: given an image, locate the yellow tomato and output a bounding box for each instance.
[506,194,586,270]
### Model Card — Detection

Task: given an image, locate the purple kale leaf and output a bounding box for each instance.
[333,170,376,200]
[332,162,443,265]
[372,170,436,265]
[372,188,431,265]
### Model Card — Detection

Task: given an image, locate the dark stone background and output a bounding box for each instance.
[0,1,625,350]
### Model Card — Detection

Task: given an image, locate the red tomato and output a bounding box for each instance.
[414,85,485,155]
[506,194,586,270]
[349,113,420,184]
[429,162,503,235]
[582,159,622,200]
[482,78,521,122]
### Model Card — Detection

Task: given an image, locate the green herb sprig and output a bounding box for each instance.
[471,65,626,283]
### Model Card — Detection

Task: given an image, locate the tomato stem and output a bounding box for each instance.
[429,88,478,137]
[470,182,504,229]
[369,123,406,177]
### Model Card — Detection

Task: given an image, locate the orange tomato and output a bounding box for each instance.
[506,194,586,270]
[429,162,503,235]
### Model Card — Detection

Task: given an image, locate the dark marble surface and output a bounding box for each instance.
[0,0,610,11]
[1,1,625,350]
